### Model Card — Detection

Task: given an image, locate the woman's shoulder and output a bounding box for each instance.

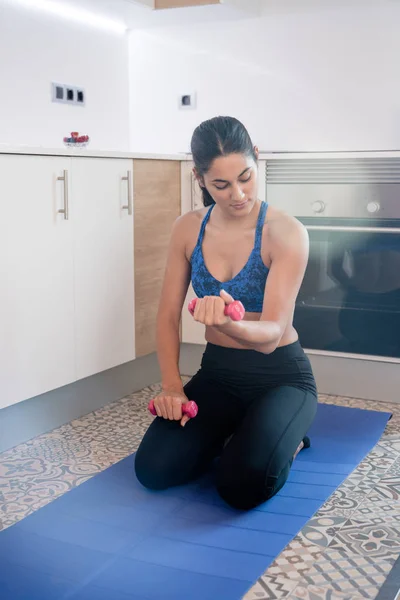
[264,205,308,250]
[170,207,209,256]
[174,206,209,235]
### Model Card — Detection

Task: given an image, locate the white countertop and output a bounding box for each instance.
[0,145,187,161]
[1,145,400,161]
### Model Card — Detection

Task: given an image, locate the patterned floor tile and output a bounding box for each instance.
[350,465,400,528]
[316,397,394,414]
[340,462,387,495]
[315,488,366,519]
[340,446,395,493]
[360,444,399,469]
[243,575,299,599]
[385,457,400,477]
[288,583,366,600]
[349,504,400,528]
[339,448,399,498]
[264,534,324,582]
[366,475,400,503]
[301,516,348,548]
[378,438,400,456]
[384,421,400,437]
[328,518,400,562]
[303,547,394,599]
[341,471,385,495]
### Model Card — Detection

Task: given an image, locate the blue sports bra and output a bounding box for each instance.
[190,201,270,313]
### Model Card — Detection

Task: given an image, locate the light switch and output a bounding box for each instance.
[179,92,197,109]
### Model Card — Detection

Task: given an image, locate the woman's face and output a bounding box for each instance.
[198,152,259,217]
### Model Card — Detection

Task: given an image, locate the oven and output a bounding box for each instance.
[266,156,400,363]
[295,219,400,361]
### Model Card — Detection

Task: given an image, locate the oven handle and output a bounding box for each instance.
[305,225,400,234]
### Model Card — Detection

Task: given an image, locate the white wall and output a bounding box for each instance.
[129,1,400,153]
[0,3,130,150]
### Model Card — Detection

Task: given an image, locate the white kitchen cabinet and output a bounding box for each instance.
[71,158,135,380]
[0,155,76,408]
[0,154,135,409]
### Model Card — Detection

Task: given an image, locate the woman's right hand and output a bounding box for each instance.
[152,389,191,427]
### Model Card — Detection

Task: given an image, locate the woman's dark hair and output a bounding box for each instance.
[190,116,257,207]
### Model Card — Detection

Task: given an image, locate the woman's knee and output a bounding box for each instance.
[134,444,178,491]
[216,444,295,509]
[216,464,278,510]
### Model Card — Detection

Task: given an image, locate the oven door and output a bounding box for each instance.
[294,220,400,361]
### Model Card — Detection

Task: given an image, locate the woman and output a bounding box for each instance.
[135,116,318,511]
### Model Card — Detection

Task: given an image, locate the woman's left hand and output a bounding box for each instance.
[192,290,235,327]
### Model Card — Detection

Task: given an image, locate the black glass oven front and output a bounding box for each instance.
[294,219,400,360]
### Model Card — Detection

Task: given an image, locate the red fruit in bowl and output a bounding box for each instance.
[71,132,79,139]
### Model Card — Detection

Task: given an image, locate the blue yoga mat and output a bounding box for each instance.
[0,403,391,600]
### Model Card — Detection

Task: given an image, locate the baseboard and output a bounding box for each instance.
[0,354,160,453]
[308,352,400,404]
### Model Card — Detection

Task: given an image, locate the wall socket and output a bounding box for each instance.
[52,82,85,106]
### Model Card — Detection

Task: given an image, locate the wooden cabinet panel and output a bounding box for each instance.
[134,160,181,357]
[155,0,219,9]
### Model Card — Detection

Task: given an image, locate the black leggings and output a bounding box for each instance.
[135,341,318,510]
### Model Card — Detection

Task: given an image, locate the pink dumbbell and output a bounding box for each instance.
[188,298,245,322]
[148,399,199,419]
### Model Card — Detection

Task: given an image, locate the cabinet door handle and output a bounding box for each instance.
[122,171,133,216]
[57,170,69,220]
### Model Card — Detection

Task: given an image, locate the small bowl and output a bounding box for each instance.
[63,141,89,148]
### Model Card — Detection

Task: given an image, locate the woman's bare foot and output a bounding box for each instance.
[293,441,304,460]
[293,436,311,460]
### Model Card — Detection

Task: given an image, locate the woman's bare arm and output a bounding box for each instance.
[216,215,309,353]
[156,214,192,392]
